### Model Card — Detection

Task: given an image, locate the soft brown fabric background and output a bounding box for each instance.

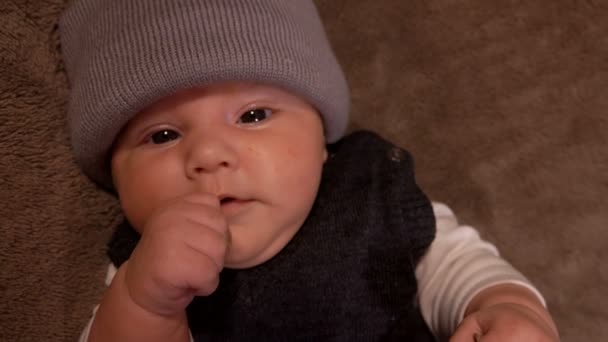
[1,0,606,341]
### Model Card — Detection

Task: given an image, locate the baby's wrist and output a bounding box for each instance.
[117,261,187,320]
[89,263,190,342]
[464,284,544,316]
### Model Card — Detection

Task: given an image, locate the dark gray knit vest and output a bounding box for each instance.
[107,131,436,341]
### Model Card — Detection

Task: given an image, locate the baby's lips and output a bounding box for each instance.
[218,192,239,203]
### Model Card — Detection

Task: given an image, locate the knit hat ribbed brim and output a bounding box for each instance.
[59,0,350,188]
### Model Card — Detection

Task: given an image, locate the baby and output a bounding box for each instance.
[59,0,559,341]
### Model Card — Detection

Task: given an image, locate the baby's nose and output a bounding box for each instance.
[185,136,239,177]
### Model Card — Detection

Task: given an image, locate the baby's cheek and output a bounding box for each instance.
[248,143,322,194]
[119,194,149,233]
[117,165,176,233]
[280,146,308,172]
[286,147,297,158]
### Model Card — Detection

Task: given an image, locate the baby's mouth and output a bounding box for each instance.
[221,197,251,205]
[220,197,236,205]
[219,196,254,215]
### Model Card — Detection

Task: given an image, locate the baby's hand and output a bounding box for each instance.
[450,284,560,342]
[121,193,229,318]
[450,302,559,341]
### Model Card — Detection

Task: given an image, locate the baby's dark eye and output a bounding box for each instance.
[149,129,180,144]
[237,108,272,124]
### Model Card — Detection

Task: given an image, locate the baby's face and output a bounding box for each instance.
[111,82,327,268]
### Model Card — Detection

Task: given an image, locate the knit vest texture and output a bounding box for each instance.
[107,130,436,341]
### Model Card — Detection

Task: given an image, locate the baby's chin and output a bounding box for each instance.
[223,247,281,269]
[224,252,274,269]
[223,226,300,269]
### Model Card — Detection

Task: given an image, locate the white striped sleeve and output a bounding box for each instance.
[416,202,546,340]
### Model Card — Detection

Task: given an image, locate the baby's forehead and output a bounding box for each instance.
[143,82,309,113]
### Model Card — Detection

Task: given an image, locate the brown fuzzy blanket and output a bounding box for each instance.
[1,0,606,341]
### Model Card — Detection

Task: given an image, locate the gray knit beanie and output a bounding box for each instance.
[59,0,350,188]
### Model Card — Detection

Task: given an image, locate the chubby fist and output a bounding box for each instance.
[450,284,560,342]
[451,303,560,341]
[121,193,230,317]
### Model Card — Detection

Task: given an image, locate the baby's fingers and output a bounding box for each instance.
[470,330,537,342]
[174,246,222,297]
[449,315,483,342]
[451,303,560,342]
